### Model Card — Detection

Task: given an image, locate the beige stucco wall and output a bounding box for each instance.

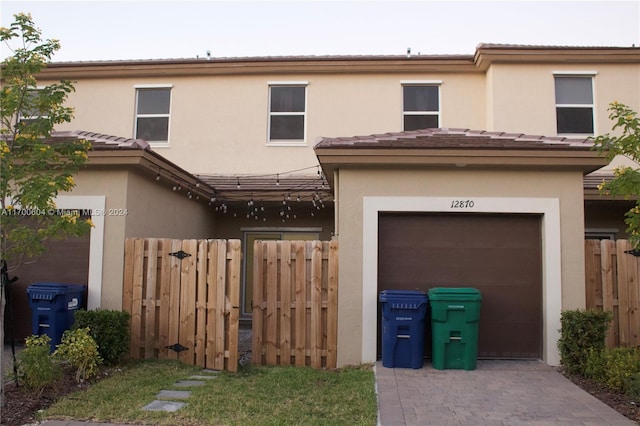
[334,167,586,367]
[486,63,640,135]
[69,167,217,310]
[44,72,484,176]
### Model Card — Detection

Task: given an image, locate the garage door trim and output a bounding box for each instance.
[362,196,561,365]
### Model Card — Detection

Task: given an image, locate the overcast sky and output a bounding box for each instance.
[1,0,639,62]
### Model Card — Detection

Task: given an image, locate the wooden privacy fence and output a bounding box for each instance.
[123,238,241,372]
[252,240,338,368]
[585,239,640,348]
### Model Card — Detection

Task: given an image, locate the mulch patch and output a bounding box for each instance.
[559,368,640,424]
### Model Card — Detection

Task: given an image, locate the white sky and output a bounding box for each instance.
[1,0,639,62]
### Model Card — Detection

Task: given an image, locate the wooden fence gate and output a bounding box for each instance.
[252,240,339,368]
[585,239,640,348]
[123,238,241,372]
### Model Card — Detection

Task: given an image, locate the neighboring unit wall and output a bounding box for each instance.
[124,169,217,239]
[335,168,586,367]
[70,168,217,310]
[486,63,640,135]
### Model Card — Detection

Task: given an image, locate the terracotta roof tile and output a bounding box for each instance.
[314,128,595,150]
[49,130,149,150]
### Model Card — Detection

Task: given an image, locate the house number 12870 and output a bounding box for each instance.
[450,200,475,209]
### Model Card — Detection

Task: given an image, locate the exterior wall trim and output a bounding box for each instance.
[53,195,106,310]
[361,196,562,365]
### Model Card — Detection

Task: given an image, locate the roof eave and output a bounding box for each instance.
[316,148,609,186]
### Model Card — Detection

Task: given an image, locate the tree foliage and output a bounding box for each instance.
[593,102,640,248]
[0,13,92,269]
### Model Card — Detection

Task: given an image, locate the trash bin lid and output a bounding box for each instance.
[379,290,428,308]
[27,283,85,300]
[427,287,482,301]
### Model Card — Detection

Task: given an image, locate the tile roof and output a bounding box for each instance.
[476,43,638,50]
[49,130,149,150]
[314,128,595,150]
[197,174,333,204]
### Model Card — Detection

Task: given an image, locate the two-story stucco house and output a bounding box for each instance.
[7,43,640,367]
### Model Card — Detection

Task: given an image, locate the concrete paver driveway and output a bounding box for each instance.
[376,360,636,425]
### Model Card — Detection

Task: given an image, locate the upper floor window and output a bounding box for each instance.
[134,86,171,143]
[18,88,46,123]
[268,83,307,143]
[402,83,440,131]
[554,75,594,134]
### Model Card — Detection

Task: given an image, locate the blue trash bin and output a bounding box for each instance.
[379,290,429,368]
[27,282,86,351]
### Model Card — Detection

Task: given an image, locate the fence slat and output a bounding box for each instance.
[585,240,599,309]
[195,240,208,368]
[600,240,616,347]
[179,239,198,364]
[617,240,631,347]
[226,239,241,372]
[144,239,158,358]
[265,241,278,365]
[279,241,292,365]
[310,241,323,368]
[630,249,640,347]
[130,238,145,358]
[327,239,339,368]
[294,241,307,366]
[158,239,172,359]
[214,239,227,370]
[252,241,265,365]
[167,239,182,360]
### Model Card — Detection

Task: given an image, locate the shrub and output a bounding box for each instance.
[16,334,61,391]
[625,373,640,404]
[557,309,612,375]
[585,346,640,391]
[73,308,131,365]
[54,327,102,382]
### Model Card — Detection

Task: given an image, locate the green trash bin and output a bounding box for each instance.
[428,287,482,370]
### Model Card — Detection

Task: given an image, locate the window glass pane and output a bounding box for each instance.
[137,89,171,114]
[136,117,169,141]
[555,77,593,105]
[403,86,439,111]
[270,87,305,112]
[556,107,594,134]
[270,115,304,140]
[404,114,439,131]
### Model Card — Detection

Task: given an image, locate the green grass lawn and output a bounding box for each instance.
[42,360,378,425]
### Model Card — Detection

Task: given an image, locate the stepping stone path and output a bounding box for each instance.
[142,369,219,412]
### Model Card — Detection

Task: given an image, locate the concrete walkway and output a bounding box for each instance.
[375,359,637,425]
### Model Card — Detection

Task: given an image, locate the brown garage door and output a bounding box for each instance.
[378,212,542,359]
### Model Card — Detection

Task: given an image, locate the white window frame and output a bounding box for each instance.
[267,81,308,146]
[401,80,442,131]
[553,72,597,136]
[18,86,48,123]
[133,84,173,147]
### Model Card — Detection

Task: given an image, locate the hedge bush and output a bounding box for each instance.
[16,334,61,391]
[73,309,130,365]
[557,309,612,375]
[585,347,640,392]
[54,327,103,382]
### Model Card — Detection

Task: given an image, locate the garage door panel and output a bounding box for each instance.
[378,212,542,359]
